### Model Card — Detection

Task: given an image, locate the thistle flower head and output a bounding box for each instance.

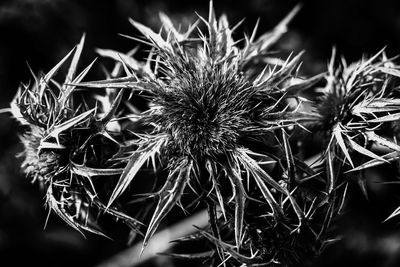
[11,35,142,237]
[308,49,400,172]
[77,3,329,254]
[19,126,61,184]
[150,60,259,159]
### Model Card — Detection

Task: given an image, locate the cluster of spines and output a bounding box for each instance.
[10,2,400,266]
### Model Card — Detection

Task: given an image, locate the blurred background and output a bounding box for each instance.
[2,0,400,266]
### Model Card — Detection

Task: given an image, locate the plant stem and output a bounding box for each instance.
[96,209,209,267]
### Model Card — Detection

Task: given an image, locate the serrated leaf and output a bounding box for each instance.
[266,52,305,85]
[74,77,151,91]
[326,147,336,195]
[39,48,75,98]
[239,149,288,221]
[205,160,226,220]
[159,12,185,42]
[160,251,214,260]
[250,165,284,218]
[288,188,305,223]
[142,159,193,250]
[217,14,234,57]
[200,230,259,264]
[282,129,296,186]
[93,200,144,234]
[348,138,387,163]
[129,18,171,50]
[366,131,400,152]
[44,108,95,144]
[46,185,109,238]
[96,48,154,78]
[237,148,287,194]
[352,99,400,115]
[244,3,301,59]
[205,201,226,262]
[38,141,66,150]
[346,151,400,173]
[367,112,400,123]
[63,34,85,92]
[369,99,400,107]
[45,185,83,234]
[207,0,218,57]
[70,163,124,178]
[379,66,400,77]
[317,200,335,239]
[333,124,354,167]
[283,72,325,95]
[98,88,124,124]
[107,137,166,207]
[71,58,97,85]
[61,58,97,107]
[225,164,246,248]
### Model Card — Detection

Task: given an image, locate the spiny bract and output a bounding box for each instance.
[306,49,400,199]
[78,2,322,253]
[11,35,142,237]
[14,2,400,266]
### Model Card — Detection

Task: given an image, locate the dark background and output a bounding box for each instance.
[1,0,400,266]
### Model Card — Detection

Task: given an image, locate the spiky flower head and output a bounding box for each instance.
[303,49,400,198]
[11,35,142,236]
[78,3,326,255]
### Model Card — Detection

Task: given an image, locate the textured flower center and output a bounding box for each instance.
[318,91,350,131]
[153,71,252,158]
[21,126,62,182]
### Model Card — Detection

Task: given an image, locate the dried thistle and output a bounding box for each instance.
[11,35,142,236]
[77,2,326,255]
[305,49,400,199]
[12,2,400,266]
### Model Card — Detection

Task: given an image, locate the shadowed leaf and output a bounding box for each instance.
[107,136,166,208]
[159,251,214,260]
[346,151,400,173]
[44,108,95,145]
[62,34,86,106]
[244,3,302,60]
[333,124,354,167]
[142,159,193,250]
[237,148,287,194]
[70,163,124,178]
[348,138,387,163]
[366,131,400,152]
[225,164,246,248]
[200,230,261,264]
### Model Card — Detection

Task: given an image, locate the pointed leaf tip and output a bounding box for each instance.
[107,138,166,208]
[129,18,171,50]
[142,160,193,251]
